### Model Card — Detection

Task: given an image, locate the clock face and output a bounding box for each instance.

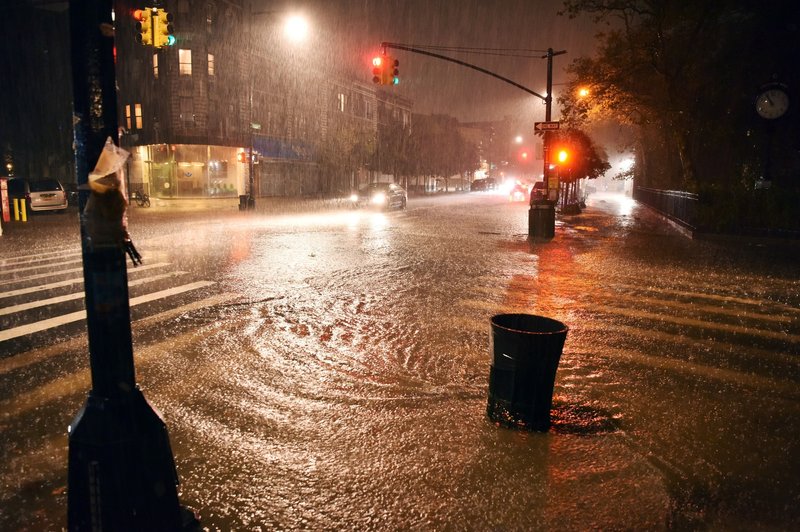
[756,88,789,119]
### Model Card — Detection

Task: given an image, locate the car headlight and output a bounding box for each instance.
[371,192,386,205]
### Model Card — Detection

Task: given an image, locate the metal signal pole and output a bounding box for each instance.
[67,1,194,529]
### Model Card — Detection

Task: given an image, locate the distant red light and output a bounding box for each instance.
[372,56,383,67]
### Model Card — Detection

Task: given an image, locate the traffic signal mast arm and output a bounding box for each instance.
[381,41,555,102]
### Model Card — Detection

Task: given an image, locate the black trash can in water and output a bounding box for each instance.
[487,313,568,431]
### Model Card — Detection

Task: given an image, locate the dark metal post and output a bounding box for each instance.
[67,1,188,529]
[528,48,563,240]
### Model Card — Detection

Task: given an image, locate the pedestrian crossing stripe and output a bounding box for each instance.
[0,281,215,342]
[0,262,173,298]
[0,271,189,316]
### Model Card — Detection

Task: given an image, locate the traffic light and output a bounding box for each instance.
[390,57,399,85]
[153,8,175,48]
[133,8,153,46]
[372,56,384,84]
[237,151,247,163]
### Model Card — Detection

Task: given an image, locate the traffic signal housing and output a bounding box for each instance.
[390,57,399,85]
[372,56,384,85]
[371,54,399,85]
[154,8,175,48]
[133,8,153,46]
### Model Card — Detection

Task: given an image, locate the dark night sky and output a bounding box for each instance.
[261,0,601,123]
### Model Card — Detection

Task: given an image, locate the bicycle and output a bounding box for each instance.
[132,189,151,207]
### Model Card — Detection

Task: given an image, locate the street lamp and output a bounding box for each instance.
[284,14,309,43]
[246,11,311,210]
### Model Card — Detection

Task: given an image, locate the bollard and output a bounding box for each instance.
[20,199,27,222]
[487,313,568,431]
[13,198,19,221]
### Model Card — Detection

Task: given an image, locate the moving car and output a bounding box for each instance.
[470,178,497,192]
[6,178,68,213]
[509,184,529,202]
[350,182,407,210]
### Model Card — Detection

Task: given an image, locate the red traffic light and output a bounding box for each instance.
[372,56,382,67]
[557,150,569,163]
[133,9,145,21]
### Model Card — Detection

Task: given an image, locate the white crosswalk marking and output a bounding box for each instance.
[0,281,215,342]
[0,262,173,300]
[0,249,82,267]
[0,271,189,316]
[0,257,84,276]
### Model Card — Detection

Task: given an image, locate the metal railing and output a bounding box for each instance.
[634,186,699,230]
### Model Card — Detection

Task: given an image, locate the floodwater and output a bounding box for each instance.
[1,192,799,529]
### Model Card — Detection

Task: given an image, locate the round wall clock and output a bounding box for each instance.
[756,87,789,119]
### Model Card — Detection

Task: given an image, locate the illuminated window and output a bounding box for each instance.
[337,93,345,113]
[134,104,143,129]
[208,53,215,76]
[179,49,192,76]
[125,105,131,129]
[153,53,159,78]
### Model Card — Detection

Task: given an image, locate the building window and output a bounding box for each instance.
[179,49,192,76]
[206,3,214,32]
[153,53,159,78]
[365,101,374,120]
[337,93,345,113]
[134,104,143,129]
[180,97,194,124]
[208,53,215,76]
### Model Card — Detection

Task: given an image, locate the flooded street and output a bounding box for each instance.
[2,193,799,529]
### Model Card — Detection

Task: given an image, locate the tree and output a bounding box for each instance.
[316,121,374,195]
[409,114,480,191]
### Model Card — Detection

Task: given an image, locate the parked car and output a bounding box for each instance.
[531,181,547,202]
[350,182,407,210]
[5,178,69,213]
[31,178,68,212]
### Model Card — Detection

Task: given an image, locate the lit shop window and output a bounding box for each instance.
[208,53,215,76]
[134,104,143,129]
[125,105,131,129]
[153,53,159,78]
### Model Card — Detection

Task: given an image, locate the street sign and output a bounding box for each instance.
[534,121,560,131]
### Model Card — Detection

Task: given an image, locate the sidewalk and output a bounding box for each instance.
[137,195,354,215]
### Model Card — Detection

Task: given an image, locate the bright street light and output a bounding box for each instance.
[284,14,309,43]
[514,135,523,144]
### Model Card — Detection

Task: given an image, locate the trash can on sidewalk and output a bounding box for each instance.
[239,195,255,211]
[487,313,568,431]
[528,202,555,240]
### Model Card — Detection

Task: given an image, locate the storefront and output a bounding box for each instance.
[129,144,246,199]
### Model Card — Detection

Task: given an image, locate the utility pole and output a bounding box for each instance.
[67,1,193,529]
